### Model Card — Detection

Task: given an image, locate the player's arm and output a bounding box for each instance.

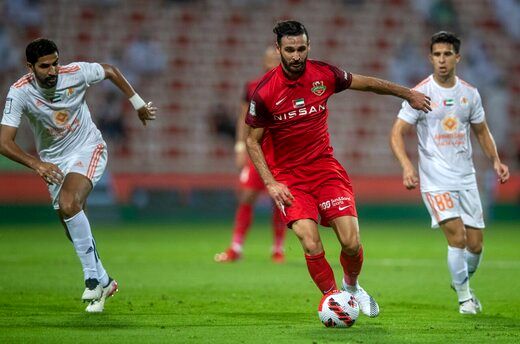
[234,101,249,169]
[349,74,432,113]
[245,125,293,207]
[0,125,63,184]
[471,121,509,184]
[390,118,419,190]
[100,63,157,126]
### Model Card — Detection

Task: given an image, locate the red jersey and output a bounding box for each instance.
[245,60,352,174]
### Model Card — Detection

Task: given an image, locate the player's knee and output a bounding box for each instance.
[302,239,323,255]
[58,194,83,218]
[341,241,360,255]
[466,241,482,254]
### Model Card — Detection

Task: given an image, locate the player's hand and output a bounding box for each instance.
[494,161,510,184]
[235,151,247,169]
[407,90,431,113]
[402,164,419,190]
[35,161,64,185]
[266,181,294,209]
[137,101,157,126]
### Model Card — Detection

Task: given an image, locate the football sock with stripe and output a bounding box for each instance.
[447,245,471,302]
[305,251,337,294]
[92,237,109,287]
[64,210,98,281]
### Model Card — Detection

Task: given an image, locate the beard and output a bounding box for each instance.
[281,55,306,75]
[36,74,58,88]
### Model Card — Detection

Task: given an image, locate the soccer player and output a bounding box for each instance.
[0,38,157,313]
[214,46,286,263]
[390,31,509,314]
[245,21,431,317]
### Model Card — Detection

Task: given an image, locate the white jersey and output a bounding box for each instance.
[1,62,106,161]
[397,75,485,192]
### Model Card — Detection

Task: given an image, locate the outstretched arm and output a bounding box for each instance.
[471,121,509,184]
[390,119,418,190]
[350,74,432,113]
[246,125,294,209]
[0,125,64,184]
[101,63,157,126]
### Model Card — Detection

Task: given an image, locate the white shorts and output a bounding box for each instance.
[422,189,485,229]
[46,143,108,209]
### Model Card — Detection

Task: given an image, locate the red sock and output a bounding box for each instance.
[340,246,364,287]
[272,207,286,253]
[231,204,253,248]
[305,251,337,294]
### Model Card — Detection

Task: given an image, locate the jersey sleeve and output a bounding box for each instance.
[328,65,352,93]
[245,91,271,128]
[397,100,420,125]
[76,62,106,86]
[1,87,25,128]
[469,89,485,124]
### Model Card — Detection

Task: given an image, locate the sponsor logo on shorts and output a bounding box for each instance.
[319,196,351,210]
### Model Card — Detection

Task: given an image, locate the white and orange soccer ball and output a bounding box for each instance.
[318,290,359,328]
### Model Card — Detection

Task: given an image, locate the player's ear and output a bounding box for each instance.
[275,42,281,54]
[26,62,34,72]
[455,53,461,63]
[428,53,434,65]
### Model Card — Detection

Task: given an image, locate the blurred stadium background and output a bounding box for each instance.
[0,0,518,223]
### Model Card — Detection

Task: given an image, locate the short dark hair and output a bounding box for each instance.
[26,38,59,64]
[273,20,309,46]
[430,31,461,54]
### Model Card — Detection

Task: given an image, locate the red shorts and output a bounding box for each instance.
[239,159,265,191]
[275,157,357,227]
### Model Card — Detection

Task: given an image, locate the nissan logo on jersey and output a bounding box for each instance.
[274,104,326,121]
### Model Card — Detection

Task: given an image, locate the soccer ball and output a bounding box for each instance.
[318,290,359,328]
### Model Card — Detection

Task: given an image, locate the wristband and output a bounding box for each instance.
[129,93,146,110]
[234,141,246,153]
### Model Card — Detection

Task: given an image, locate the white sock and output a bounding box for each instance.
[64,210,98,281]
[447,246,471,302]
[465,248,483,279]
[92,237,109,286]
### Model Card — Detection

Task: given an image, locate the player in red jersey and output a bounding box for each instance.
[245,21,432,317]
[215,47,286,263]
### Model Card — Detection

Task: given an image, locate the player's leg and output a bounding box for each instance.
[58,172,103,301]
[271,206,286,263]
[423,191,477,314]
[465,227,483,279]
[215,187,259,262]
[439,217,476,313]
[331,216,379,317]
[292,218,337,294]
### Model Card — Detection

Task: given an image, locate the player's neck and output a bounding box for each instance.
[433,73,457,88]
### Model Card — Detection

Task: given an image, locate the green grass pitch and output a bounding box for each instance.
[0,219,518,343]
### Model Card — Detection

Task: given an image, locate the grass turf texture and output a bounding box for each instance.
[0,220,518,343]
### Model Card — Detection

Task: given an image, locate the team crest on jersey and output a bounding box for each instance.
[311,81,326,96]
[292,98,305,108]
[460,96,468,107]
[53,110,70,126]
[249,101,256,116]
[442,116,458,132]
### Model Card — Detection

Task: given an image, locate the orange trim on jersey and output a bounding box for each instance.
[459,78,476,89]
[87,144,104,179]
[58,65,81,74]
[13,74,34,88]
[413,76,431,90]
[425,192,441,223]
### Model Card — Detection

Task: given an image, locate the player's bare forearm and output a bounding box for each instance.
[101,63,136,98]
[245,127,276,186]
[0,125,40,170]
[350,74,431,112]
[390,120,412,168]
[471,121,500,163]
